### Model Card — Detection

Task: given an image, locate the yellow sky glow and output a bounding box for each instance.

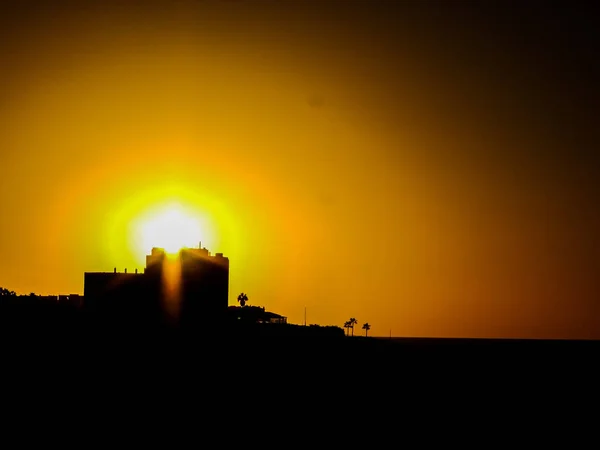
[0,1,598,339]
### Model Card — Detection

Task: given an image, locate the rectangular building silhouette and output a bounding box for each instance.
[83,244,229,327]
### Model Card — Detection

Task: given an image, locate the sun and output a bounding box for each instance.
[135,203,206,255]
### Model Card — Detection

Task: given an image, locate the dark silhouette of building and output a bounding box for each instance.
[227,305,287,324]
[83,243,229,328]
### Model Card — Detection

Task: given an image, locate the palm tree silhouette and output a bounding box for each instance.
[343,320,352,336]
[237,292,248,307]
[349,317,358,336]
[362,322,371,337]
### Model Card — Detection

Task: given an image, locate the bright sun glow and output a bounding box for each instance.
[135,203,206,255]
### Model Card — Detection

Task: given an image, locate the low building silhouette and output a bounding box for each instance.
[83,243,229,327]
[227,305,287,324]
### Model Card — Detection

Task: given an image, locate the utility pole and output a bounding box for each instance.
[304,306,307,326]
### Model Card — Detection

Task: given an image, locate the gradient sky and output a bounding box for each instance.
[0,0,598,338]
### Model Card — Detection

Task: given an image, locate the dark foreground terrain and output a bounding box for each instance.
[4,314,598,376]
[2,303,598,406]
[2,311,598,433]
[1,310,596,435]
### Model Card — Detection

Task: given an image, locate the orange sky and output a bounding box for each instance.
[0,1,598,338]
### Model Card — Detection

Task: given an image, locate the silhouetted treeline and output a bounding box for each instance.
[0,289,81,332]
